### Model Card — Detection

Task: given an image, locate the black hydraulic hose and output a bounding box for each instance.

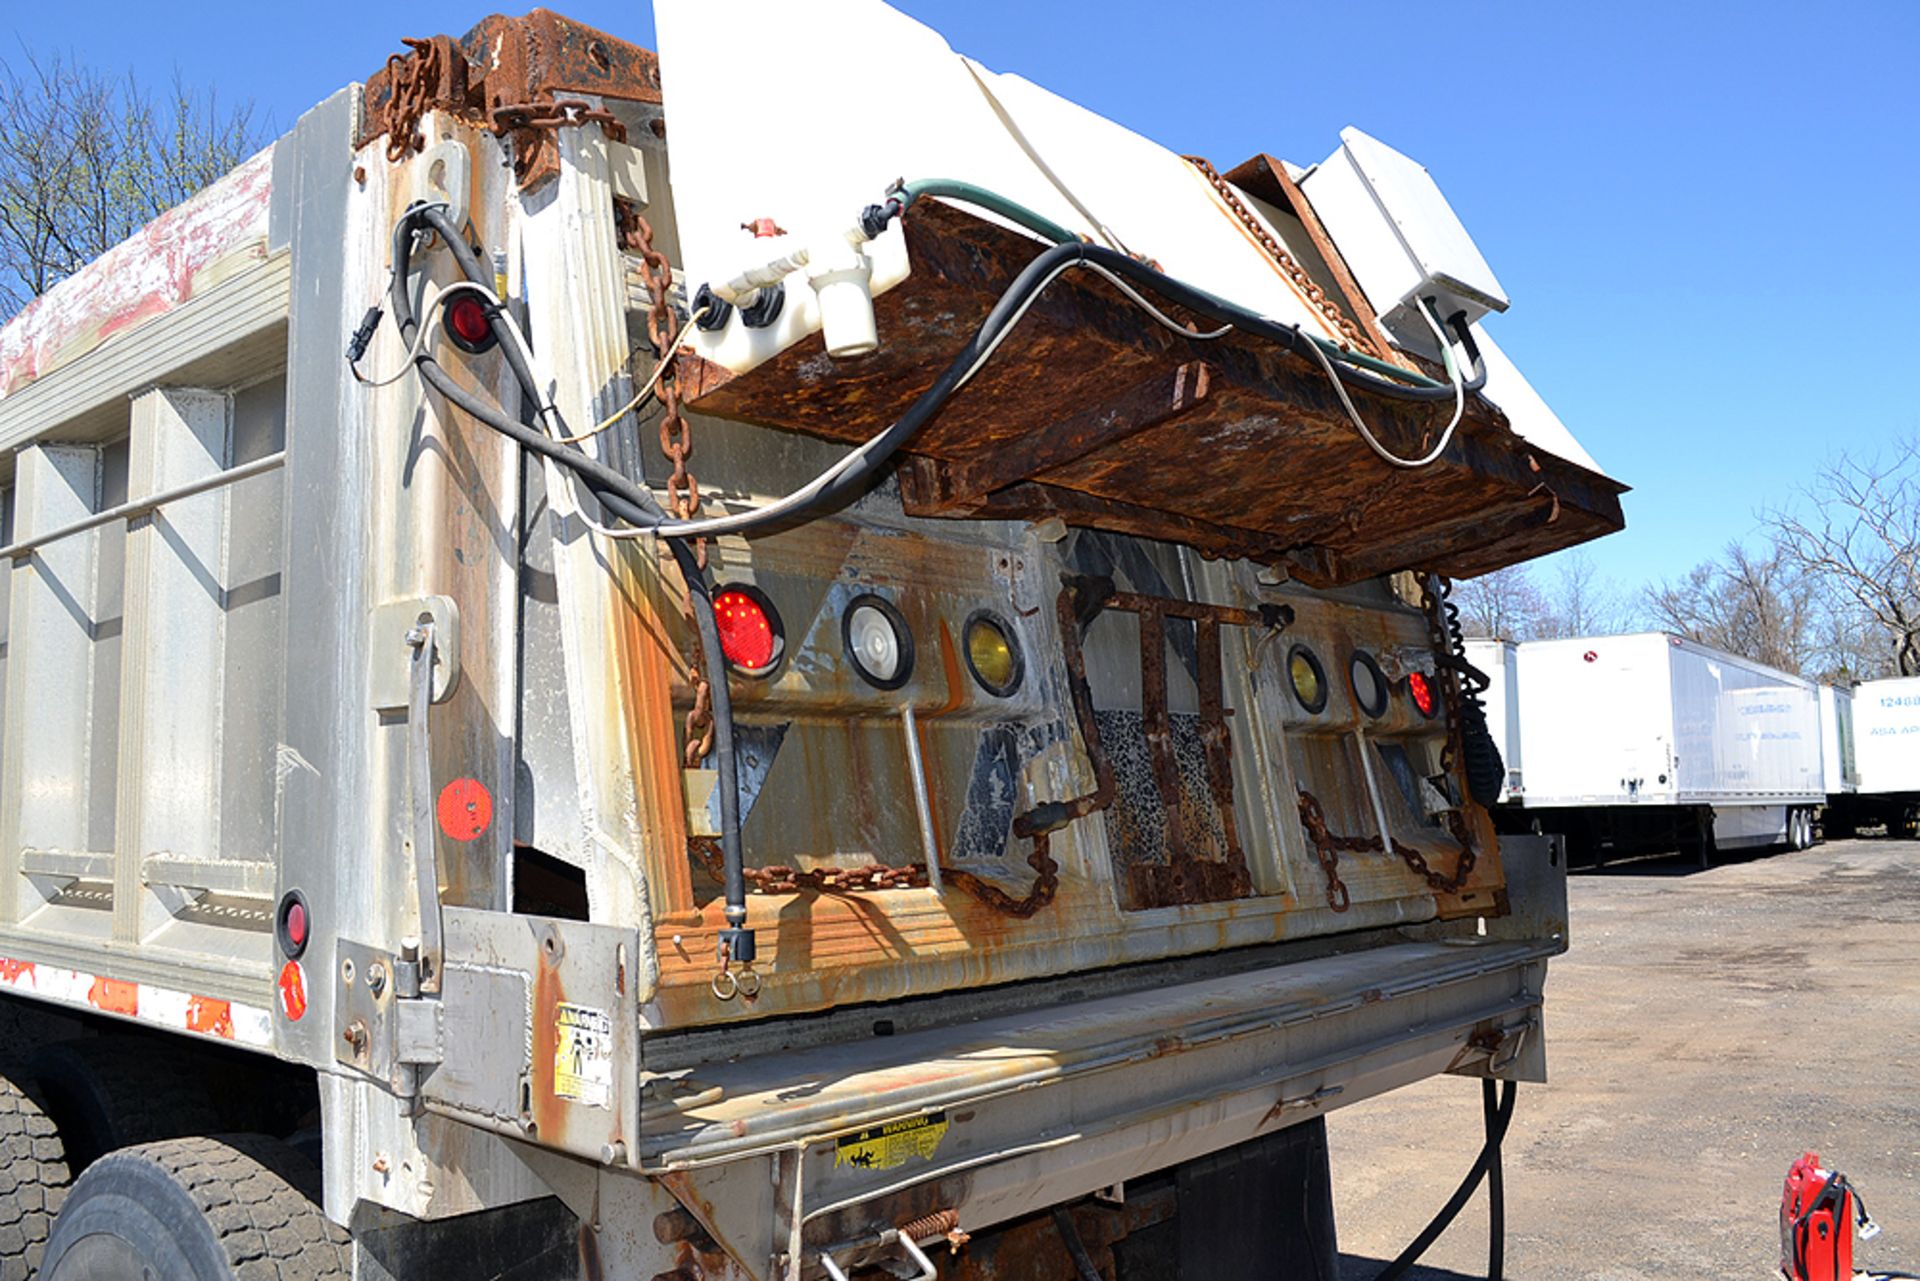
[1051,1208,1105,1281]
[1372,1079,1515,1281]
[793,239,1487,527]
[388,205,753,962]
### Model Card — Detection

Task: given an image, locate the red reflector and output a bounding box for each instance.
[446,295,493,345]
[714,589,777,671]
[285,901,307,948]
[277,961,307,1022]
[1408,672,1436,718]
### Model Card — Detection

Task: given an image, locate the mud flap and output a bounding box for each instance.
[1167,1118,1338,1280]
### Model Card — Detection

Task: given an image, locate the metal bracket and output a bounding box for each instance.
[411,138,472,232]
[404,620,446,994]
[820,1231,936,1281]
[372,596,461,711]
[334,938,445,1114]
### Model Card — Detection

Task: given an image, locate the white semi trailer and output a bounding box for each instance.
[1829,677,1920,838]
[1475,633,1823,864]
[0,3,1629,1278]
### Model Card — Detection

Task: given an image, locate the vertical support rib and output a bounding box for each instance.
[114,387,232,944]
[0,445,105,929]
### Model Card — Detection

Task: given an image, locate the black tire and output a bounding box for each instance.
[0,1073,69,1281]
[28,1038,225,1172]
[41,1135,348,1281]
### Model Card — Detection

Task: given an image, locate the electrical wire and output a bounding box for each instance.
[1303,296,1467,469]
[383,202,754,962]
[553,304,711,444]
[350,280,498,387]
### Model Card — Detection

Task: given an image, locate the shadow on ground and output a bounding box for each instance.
[1338,1257,1483,1281]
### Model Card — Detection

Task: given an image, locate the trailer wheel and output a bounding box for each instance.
[0,1073,69,1281]
[40,1135,347,1281]
[28,1039,225,1172]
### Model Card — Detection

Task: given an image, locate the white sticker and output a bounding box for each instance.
[553,1002,613,1109]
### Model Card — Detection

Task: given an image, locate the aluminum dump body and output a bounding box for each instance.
[0,4,1597,1275]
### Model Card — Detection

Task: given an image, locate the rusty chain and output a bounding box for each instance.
[1297,789,1475,903]
[488,98,629,143]
[381,37,443,162]
[625,215,716,766]
[941,836,1061,919]
[1183,155,1378,358]
[693,840,930,894]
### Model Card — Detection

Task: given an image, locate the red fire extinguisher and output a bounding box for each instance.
[1781,1153,1880,1281]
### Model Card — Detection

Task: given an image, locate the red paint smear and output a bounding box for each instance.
[0,150,272,399]
[185,994,235,1039]
[0,958,34,984]
[277,961,307,1022]
[88,976,139,1016]
[437,777,494,842]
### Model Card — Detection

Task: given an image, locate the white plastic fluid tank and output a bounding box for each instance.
[1299,127,1508,357]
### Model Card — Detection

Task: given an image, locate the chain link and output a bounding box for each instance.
[381,38,442,162]
[1184,155,1379,358]
[693,840,930,894]
[1297,788,1476,902]
[626,215,716,765]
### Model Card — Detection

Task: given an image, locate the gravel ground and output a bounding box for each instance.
[1331,837,1920,1281]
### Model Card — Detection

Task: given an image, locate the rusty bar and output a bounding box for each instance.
[911,361,1214,514]
[1222,153,1409,371]
[1103,590,1264,628]
[1135,601,1193,880]
[1192,618,1249,877]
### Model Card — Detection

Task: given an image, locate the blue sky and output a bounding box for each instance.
[8,2,1918,601]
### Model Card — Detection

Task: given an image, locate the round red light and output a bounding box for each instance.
[285,900,308,948]
[1408,671,1436,718]
[714,589,778,672]
[443,291,499,347]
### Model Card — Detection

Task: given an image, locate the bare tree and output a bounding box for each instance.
[0,52,261,318]
[1645,537,1821,675]
[1768,438,1920,677]
[1534,551,1629,639]
[1451,564,1548,641]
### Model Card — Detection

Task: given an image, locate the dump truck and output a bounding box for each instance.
[0,4,1625,1278]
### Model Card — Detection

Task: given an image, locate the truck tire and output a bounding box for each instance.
[28,1039,224,1172]
[39,1135,347,1281]
[0,1073,69,1281]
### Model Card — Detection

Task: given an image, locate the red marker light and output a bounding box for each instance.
[713,587,781,673]
[1408,671,1436,718]
[443,293,498,353]
[285,900,307,950]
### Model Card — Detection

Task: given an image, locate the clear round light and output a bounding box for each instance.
[1350,652,1387,717]
[848,604,903,683]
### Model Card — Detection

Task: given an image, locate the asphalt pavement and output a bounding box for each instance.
[1331,837,1920,1280]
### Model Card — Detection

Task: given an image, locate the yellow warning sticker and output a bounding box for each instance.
[553,1002,613,1109]
[834,1111,949,1171]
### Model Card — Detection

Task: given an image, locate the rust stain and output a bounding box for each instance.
[687,199,1625,586]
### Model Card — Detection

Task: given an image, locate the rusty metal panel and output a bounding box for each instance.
[683,199,1623,587]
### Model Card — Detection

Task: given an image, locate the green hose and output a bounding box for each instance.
[894,178,1443,391]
